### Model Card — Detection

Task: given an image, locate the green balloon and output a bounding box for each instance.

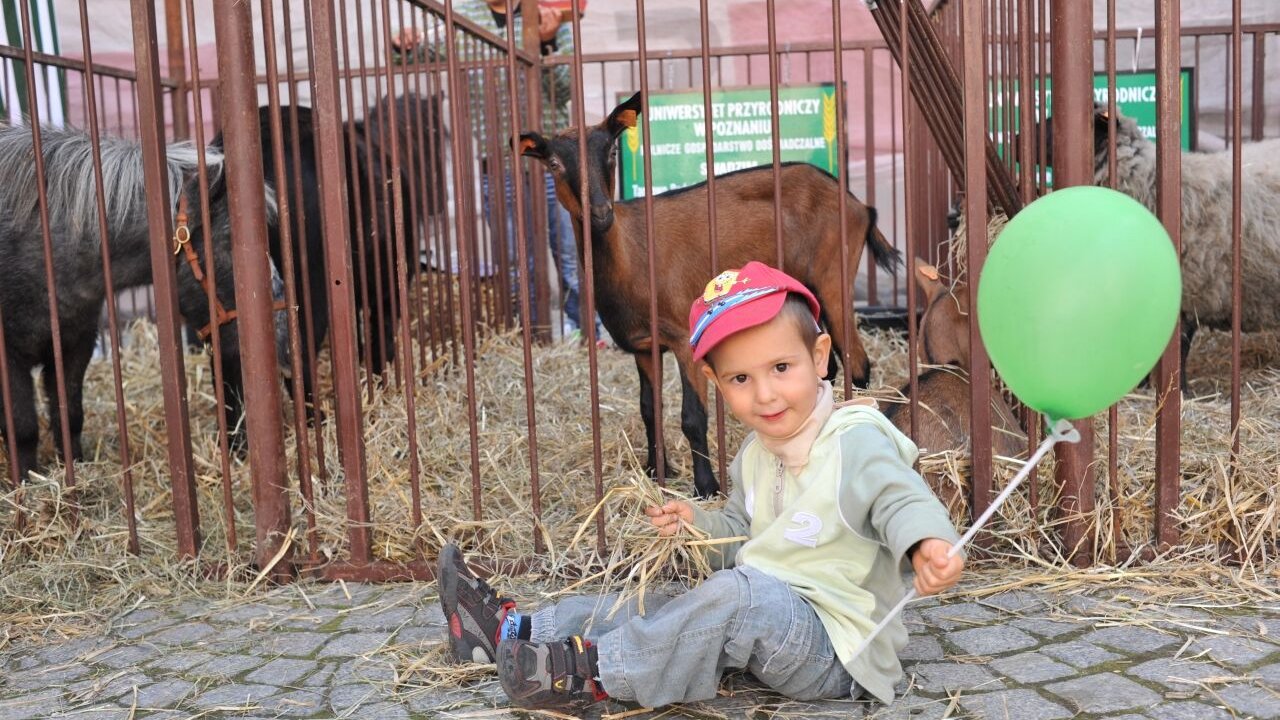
[976,186,1182,421]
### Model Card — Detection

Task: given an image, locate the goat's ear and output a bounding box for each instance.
[915,258,943,300]
[605,91,642,138]
[516,132,549,160]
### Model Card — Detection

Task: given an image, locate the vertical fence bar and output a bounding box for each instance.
[863,49,879,310]
[281,0,329,487]
[962,0,993,541]
[901,0,918,443]
[564,3,607,551]
[1230,0,1243,464]
[16,0,76,495]
[76,0,141,554]
[1250,32,1265,142]
[696,0,727,488]
[259,0,318,564]
[164,0,188,140]
[440,1,485,520]
[128,0,201,558]
[212,0,293,580]
[312,0,373,563]
[1105,0,1121,561]
[633,0,665,490]
[765,0,783,267]
[500,0,546,553]
[832,4,853,400]
[1050,0,1096,565]
[1152,0,1182,553]
[183,0,237,557]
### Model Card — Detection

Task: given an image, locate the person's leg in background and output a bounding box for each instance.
[482,166,541,328]
[544,172,605,342]
[545,172,580,336]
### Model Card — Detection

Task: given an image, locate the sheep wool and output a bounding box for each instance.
[1099,112,1280,333]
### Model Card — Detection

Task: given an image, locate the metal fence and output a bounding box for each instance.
[0,0,1274,580]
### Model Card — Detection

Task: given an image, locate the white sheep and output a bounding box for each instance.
[1086,107,1280,338]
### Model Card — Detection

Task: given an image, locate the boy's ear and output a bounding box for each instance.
[700,361,718,387]
[813,332,833,378]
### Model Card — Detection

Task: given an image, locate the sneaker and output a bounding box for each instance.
[497,636,608,710]
[438,543,515,664]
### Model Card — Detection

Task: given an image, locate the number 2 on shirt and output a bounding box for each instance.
[783,511,823,548]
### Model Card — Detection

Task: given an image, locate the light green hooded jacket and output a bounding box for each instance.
[692,403,962,705]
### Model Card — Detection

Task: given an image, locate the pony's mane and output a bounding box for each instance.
[0,123,225,239]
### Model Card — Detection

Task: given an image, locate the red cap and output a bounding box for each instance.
[688,261,821,362]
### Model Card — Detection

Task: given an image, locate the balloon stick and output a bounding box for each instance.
[846,418,1082,664]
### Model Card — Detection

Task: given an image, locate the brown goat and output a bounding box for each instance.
[885,262,1025,512]
[518,92,899,498]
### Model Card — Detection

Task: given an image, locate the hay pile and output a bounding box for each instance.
[1,278,1277,645]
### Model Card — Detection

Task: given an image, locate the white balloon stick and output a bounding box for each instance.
[845,418,1082,665]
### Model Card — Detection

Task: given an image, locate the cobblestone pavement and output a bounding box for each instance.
[0,580,1277,719]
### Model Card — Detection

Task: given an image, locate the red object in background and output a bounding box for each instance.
[540,0,587,22]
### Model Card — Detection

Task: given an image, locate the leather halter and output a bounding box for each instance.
[172,194,287,341]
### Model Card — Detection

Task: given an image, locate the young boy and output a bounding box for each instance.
[438,260,964,711]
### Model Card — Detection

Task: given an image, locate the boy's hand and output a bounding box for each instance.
[911,538,964,596]
[537,6,563,42]
[645,500,695,537]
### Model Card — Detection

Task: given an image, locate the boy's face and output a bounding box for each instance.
[701,313,832,441]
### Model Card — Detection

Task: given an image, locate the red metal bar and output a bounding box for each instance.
[311,0,373,561]
[1231,4,1244,463]
[902,0,918,444]
[376,0,423,539]
[213,0,293,580]
[16,0,76,495]
[1251,32,1266,142]
[697,0,728,489]
[833,6,853,400]
[765,0,783,267]
[164,0,189,140]
[523,7,551,342]
[281,0,329,486]
[1050,0,1097,566]
[128,0,201,557]
[963,0,993,539]
[441,0,486,521]
[259,0,319,564]
[565,4,608,551]
[182,0,238,556]
[350,0,380,397]
[492,0,546,553]
[1106,0,1121,561]
[1153,0,1182,552]
[633,0,666,490]
[76,0,141,554]
[863,49,879,310]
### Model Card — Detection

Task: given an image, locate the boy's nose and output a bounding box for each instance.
[755,381,777,404]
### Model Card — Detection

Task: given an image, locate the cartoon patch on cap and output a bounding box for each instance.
[702,270,749,303]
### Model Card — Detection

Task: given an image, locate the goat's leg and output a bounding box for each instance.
[675,357,719,498]
[3,358,39,481]
[634,352,665,481]
[43,333,95,466]
[814,262,870,388]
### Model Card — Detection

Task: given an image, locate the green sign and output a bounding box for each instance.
[991,68,1195,151]
[617,84,840,200]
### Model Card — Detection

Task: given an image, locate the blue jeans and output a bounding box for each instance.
[530,566,859,707]
[482,170,590,332]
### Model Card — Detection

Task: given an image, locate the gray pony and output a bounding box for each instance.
[0,123,288,482]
